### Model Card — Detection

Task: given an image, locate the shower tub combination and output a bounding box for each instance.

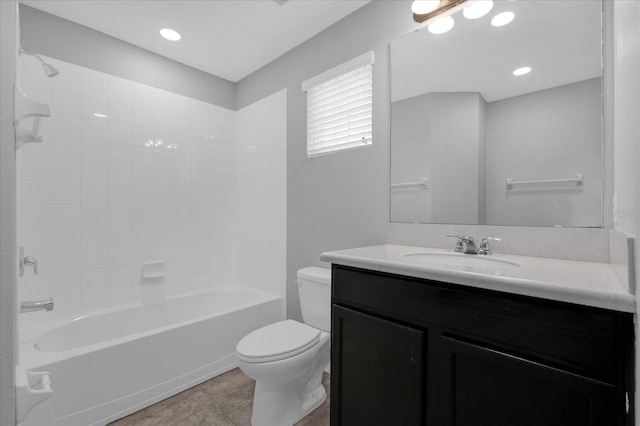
[18,287,283,426]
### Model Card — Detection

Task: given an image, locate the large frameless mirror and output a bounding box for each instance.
[390,0,603,227]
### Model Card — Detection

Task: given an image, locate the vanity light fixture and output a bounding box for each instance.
[428,15,455,34]
[411,0,440,15]
[93,113,107,119]
[491,11,515,27]
[412,0,467,23]
[513,66,532,76]
[160,28,181,41]
[462,0,494,19]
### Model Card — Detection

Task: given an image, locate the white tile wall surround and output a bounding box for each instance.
[17,56,262,325]
[235,90,287,305]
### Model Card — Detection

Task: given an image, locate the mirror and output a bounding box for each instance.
[390,0,603,227]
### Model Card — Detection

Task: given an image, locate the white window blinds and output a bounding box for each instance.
[302,51,374,158]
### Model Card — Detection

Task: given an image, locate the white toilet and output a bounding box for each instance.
[235,267,331,426]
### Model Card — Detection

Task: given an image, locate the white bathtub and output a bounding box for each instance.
[18,287,283,426]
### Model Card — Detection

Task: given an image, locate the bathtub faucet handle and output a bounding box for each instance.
[19,247,38,277]
[24,256,38,274]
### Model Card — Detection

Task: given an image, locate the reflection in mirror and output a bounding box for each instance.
[390,0,603,227]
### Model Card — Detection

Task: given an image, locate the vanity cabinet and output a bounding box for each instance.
[332,306,424,425]
[330,265,634,426]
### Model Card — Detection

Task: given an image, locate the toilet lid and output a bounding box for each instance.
[236,320,320,363]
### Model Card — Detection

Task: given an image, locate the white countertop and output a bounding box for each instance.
[321,244,636,313]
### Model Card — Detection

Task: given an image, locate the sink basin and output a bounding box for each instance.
[403,252,521,269]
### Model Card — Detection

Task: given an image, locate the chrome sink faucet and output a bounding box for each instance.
[446,235,478,254]
[478,236,503,255]
[447,235,502,255]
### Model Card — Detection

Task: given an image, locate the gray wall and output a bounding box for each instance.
[612,0,640,236]
[486,78,602,227]
[610,0,639,412]
[390,92,485,224]
[428,92,484,224]
[390,94,433,223]
[0,2,17,425]
[390,79,600,228]
[19,4,236,110]
[236,1,419,320]
[477,94,487,225]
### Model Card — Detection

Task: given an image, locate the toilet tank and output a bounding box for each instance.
[297,267,331,332]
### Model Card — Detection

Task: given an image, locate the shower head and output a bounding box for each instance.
[41,63,59,78]
[19,47,59,78]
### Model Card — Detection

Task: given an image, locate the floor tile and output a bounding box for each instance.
[195,367,253,402]
[172,405,236,426]
[111,386,209,426]
[109,368,329,426]
[295,401,330,426]
[215,381,255,426]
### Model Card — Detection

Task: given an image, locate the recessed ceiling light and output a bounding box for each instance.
[513,66,532,76]
[160,28,181,41]
[491,12,515,27]
[428,16,455,34]
[411,0,440,15]
[94,113,108,119]
[463,0,494,19]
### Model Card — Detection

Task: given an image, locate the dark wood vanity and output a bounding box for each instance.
[330,265,635,426]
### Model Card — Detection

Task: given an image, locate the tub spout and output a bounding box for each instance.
[20,298,54,313]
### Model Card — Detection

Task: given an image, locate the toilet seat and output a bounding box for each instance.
[236,320,320,363]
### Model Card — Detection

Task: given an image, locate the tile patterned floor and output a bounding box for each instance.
[109,368,330,426]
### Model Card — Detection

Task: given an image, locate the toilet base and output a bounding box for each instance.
[301,383,327,420]
[251,382,326,426]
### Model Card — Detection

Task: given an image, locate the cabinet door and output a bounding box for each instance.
[331,305,425,426]
[440,336,617,426]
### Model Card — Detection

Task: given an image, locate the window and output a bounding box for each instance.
[302,51,374,158]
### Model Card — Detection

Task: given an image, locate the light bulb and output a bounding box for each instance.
[513,66,532,76]
[160,28,181,41]
[411,0,440,15]
[491,12,515,27]
[428,15,455,34]
[463,0,494,19]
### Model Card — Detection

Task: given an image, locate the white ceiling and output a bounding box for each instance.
[391,0,602,103]
[21,0,371,82]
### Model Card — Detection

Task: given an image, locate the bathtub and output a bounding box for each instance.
[18,287,283,426]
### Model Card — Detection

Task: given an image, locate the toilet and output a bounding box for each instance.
[235,267,331,426]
